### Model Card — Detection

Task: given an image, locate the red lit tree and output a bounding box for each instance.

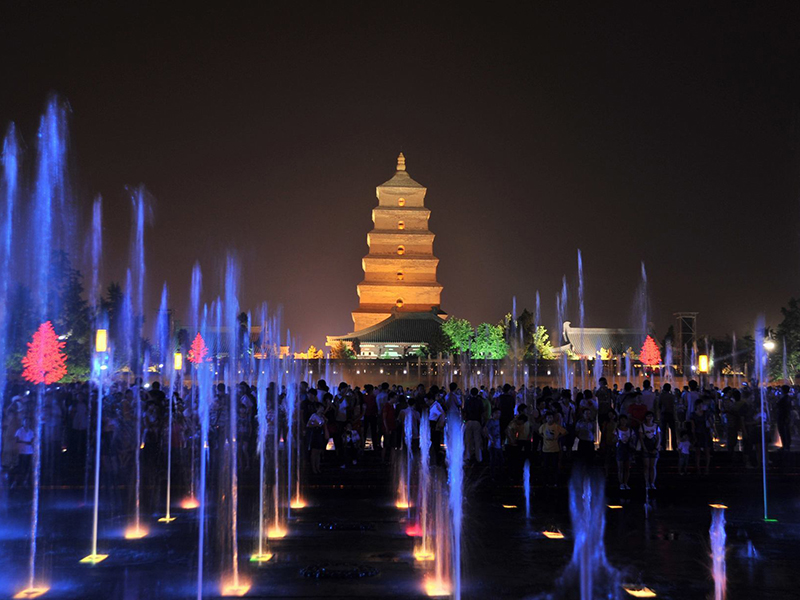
[22,321,68,384]
[187,333,209,364]
[639,335,662,367]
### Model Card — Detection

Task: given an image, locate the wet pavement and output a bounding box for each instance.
[0,452,798,599]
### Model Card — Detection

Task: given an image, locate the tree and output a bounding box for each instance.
[330,341,356,359]
[22,321,68,384]
[426,324,453,357]
[640,335,662,367]
[471,323,509,359]
[307,345,323,359]
[187,333,209,364]
[771,297,800,382]
[532,325,556,359]
[441,317,474,355]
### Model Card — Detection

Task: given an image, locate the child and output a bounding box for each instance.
[539,412,566,487]
[485,408,503,480]
[345,422,361,466]
[677,430,691,475]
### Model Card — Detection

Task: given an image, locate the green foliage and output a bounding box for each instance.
[331,341,356,360]
[471,323,508,359]
[771,298,800,383]
[441,317,474,355]
[532,325,556,359]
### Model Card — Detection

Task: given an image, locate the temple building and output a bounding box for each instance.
[327,153,447,358]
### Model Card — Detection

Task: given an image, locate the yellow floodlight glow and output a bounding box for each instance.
[607,505,623,510]
[396,500,410,510]
[267,525,287,539]
[249,553,274,562]
[290,498,307,509]
[414,549,435,562]
[623,585,657,597]
[423,576,451,597]
[124,525,148,539]
[502,504,517,509]
[698,355,709,373]
[709,503,728,510]
[174,352,183,371]
[220,579,251,597]
[181,497,200,509]
[95,329,108,353]
[13,587,50,599]
[80,553,108,564]
[543,530,565,539]
[158,516,176,523]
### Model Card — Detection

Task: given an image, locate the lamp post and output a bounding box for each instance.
[81,329,109,564]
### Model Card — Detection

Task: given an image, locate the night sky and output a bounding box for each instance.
[2,2,800,348]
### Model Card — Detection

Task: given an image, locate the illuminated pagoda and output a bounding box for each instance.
[327,153,446,358]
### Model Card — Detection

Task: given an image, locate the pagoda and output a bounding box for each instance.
[327,153,446,358]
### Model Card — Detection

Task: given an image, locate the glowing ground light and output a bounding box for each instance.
[124,526,148,539]
[502,504,517,509]
[622,585,657,597]
[13,587,49,599]
[181,497,200,509]
[608,505,623,509]
[79,553,108,564]
[220,581,251,597]
[405,524,422,537]
[542,530,565,539]
[709,504,728,510]
[267,526,287,539]
[764,518,778,522]
[249,553,274,563]
[423,577,451,597]
[290,498,307,509]
[395,500,410,510]
[414,549,435,561]
[157,516,176,523]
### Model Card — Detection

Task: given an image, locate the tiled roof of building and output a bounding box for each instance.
[563,321,656,356]
[329,310,446,344]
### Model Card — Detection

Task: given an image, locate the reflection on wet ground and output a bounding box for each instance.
[1,455,798,599]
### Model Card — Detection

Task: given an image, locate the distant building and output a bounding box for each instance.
[561,321,657,359]
[327,154,447,357]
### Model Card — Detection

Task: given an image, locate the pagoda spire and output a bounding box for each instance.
[396,152,406,171]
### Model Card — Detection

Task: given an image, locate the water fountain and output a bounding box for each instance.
[446,410,464,600]
[523,459,531,520]
[415,413,434,562]
[710,505,727,600]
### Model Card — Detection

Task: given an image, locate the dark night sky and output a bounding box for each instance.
[2,1,800,348]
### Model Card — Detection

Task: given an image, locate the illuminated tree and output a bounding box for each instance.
[187,333,209,364]
[330,341,356,359]
[306,345,323,359]
[640,335,662,367]
[441,317,474,355]
[22,321,68,384]
[532,325,556,360]
[471,323,509,359]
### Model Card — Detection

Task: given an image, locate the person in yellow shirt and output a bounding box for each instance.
[538,412,567,487]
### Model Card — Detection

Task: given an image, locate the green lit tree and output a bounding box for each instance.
[441,317,474,355]
[471,323,509,359]
[771,298,800,383]
[331,341,356,360]
[532,325,556,359]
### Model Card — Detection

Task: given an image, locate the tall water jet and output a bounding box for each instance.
[415,413,434,561]
[446,410,464,600]
[251,304,273,563]
[404,407,414,517]
[156,284,176,524]
[754,316,770,521]
[534,291,541,390]
[23,98,72,598]
[577,250,585,390]
[710,506,727,600]
[196,306,212,599]
[125,187,149,540]
[636,261,648,347]
[523,459,531,520]
[0,124,18,488]
[556,277,570,391]
[185,262,203,508]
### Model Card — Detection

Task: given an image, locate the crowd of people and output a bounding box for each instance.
[1,376,797,496]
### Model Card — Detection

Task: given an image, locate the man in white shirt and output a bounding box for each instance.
[640,380,656,412]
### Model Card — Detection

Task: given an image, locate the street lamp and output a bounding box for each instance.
[763,338,776,353]
[95,329,108,353]
[698,355,709,374]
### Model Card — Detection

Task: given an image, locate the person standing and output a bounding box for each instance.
[464,388,484,464]
[640,411,661,489]
[615,414,635,490]
[14,416,34,488]
[538,412,566,487]
[574,408,595,465]
[776,385,793,453]
[658,383,677,450]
